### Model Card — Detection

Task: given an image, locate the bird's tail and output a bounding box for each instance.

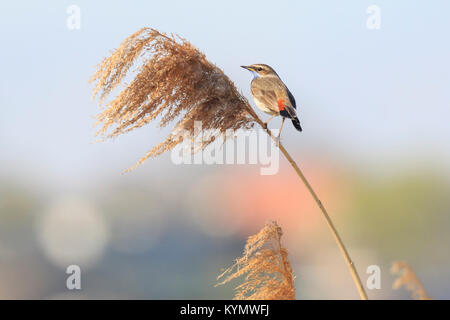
[292,116,302,132]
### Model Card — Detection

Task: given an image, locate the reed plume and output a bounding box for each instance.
[90,28,257,171]
[391,261,431,300]
[217,221,295,300]
[91,27,367,299]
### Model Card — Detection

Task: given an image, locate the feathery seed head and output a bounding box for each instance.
[216,221,296,300]
[90,28,258,171]
[391,261,431,300]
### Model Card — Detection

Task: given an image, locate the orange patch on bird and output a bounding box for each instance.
[277,99,285,111]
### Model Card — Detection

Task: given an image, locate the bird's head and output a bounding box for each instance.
[241,64,278,78]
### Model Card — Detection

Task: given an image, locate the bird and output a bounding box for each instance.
[241,64,302,140]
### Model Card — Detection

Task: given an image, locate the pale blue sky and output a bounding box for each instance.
[1,1,449,185]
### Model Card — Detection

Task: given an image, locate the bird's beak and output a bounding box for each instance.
[241,65,253,71]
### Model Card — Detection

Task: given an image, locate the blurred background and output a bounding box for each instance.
[1,0,449,299]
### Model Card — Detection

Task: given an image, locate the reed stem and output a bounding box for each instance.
[251,114,368,300]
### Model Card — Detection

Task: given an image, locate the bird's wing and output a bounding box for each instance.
[281,87,298,120]
[251,78,279,113]
[265,78,297,119]
[287,88,297,109]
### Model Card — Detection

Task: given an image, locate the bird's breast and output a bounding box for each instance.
[251,95,279,116]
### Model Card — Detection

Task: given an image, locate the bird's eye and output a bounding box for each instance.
[257,67,263,71]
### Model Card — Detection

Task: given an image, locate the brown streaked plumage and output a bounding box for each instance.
[241,64,302,137]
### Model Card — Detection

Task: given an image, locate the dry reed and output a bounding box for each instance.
[91,27,368,299]
[216,221,295,300]
[90,28,257,171]
[391,261,431,300]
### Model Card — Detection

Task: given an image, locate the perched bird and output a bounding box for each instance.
[241,64,302,139]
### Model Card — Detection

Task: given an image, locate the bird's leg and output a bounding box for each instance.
[263,114,277,128]
[278,117,285,139]
[275,117,285,146]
